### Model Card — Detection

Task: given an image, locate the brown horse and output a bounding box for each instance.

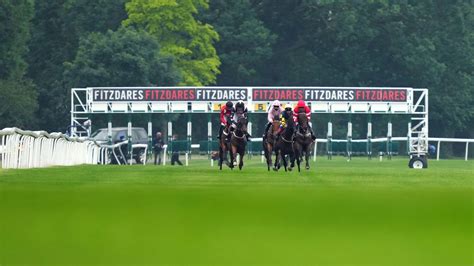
[263,116,280,171]
[294,113,314,170]
[274,111,299,172]
[230,116,248,170]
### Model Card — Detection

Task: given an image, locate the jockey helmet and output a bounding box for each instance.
[272,100,281,107]
[236,100,245,108]
[226,101,233,109]
[296,100,306,108]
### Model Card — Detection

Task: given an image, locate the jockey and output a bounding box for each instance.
[293,100,316,140]
[277,105,293,135]
[230,100,251,141]
[262,100,282,138]
[217,101,234,140]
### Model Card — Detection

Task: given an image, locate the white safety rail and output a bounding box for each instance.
[101,141,148,165]
[429,138,474,161]
[0,128,106,169]
[310,137,472,161]
[213,137,471,164]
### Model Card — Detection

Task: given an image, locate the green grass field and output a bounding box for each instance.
[0,157,472,265]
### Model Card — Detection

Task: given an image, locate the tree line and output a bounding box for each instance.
[0,0,472,154]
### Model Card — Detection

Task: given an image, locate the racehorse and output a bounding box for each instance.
[273,111,299,172]
[294,112,314,170]
[218,125,231,170]
[230,116,248,170]
[263,115,280,171]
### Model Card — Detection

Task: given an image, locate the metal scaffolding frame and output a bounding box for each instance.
[71,87,429,164]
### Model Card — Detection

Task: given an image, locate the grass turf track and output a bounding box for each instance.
[0,157,472,265]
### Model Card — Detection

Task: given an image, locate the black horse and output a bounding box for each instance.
[263,115,280,171]
[273,111,299,172]
[294,112,314,170]
[230,116,248,170]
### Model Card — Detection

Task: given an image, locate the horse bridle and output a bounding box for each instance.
[232,131,246,139]
[281,135,294,143]
[296,127,311,137]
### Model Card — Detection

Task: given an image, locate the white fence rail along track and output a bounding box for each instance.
[0,128,106,169]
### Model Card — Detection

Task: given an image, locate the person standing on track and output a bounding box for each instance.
[153,131,165,165]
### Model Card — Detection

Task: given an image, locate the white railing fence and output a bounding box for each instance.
[309,137,473,161]
[0,128,106,169]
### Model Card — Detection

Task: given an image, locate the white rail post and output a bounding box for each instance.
[407,122,412,156]
[313,140,318,162]
[187,120,192,166]
[208,121,213,167]
[437,140,441,161]
[148,120,152,163]
[387,122,392,160]
[327,121,333,160]
[128,121,132,165]
[347,121,352,161]
[248,121,253,159]
[367,121,372,160]
[165,121,172,166]
[465,142,469,161]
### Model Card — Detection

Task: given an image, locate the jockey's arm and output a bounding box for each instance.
[292,112,298,122]
[267,110,274,123]
[219,109,227,125]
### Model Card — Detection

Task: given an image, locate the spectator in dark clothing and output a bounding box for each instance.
[171,152,183,165]
[170,134,183,166]
[153,132,165,165]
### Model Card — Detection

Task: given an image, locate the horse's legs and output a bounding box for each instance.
[266,143,273,171]
[239,150,244,170]
[295,144,302,172]
[273,149,280,171]
[230,144,238,169]
[296,149,301,172]
[282,152,288,172]
[288,148,296,172]
[227,145,235,169]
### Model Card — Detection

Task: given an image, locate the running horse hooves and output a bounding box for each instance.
[305,166,310,170]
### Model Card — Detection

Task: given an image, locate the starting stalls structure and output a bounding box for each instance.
[71,87,429,168]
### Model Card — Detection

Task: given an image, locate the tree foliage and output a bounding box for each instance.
[253,0,473,137]
[124,0,221,86]
[64,27,180,87]
[0,0,471,148]
[27,0,128,131]
[202,0,276,85]
[0,0,37,129]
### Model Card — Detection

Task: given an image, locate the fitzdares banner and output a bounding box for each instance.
[91,87,408,102]
[252,88,407,102]
[92,88,247,102]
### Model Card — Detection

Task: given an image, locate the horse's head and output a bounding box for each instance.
[286,111,295,127]
[237,116,248,132]
[272,116,281,132]
[298,113,308,130]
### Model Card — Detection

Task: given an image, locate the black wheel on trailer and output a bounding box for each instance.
[408,156,428,169]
